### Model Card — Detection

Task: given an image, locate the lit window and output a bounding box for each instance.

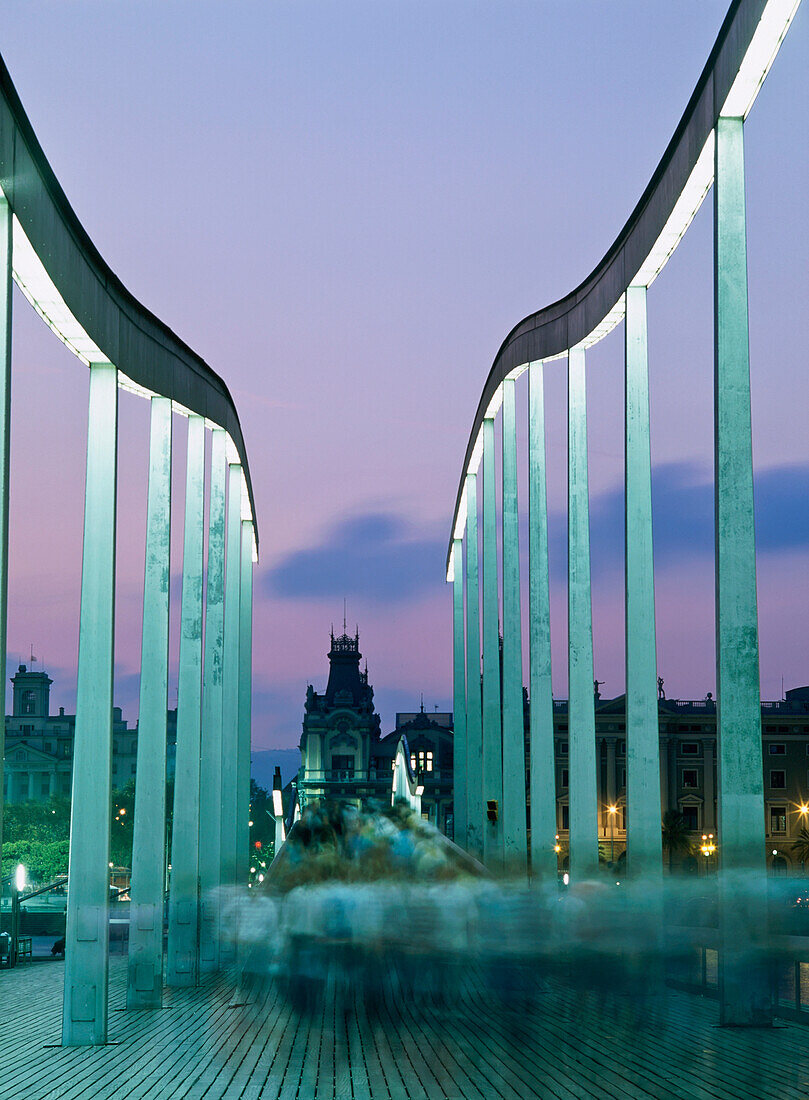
[410,754,416,771]
[771,806,787,834]
[426,751,433,772]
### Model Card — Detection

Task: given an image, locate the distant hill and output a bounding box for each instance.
[251,748,301,792]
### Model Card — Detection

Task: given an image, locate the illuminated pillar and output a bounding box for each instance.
[451,538,468,848]
[128,396,172,1007]
[528,361,556,879]
[0,200,10,884]
[481,418,503,868]
[567,348,598,879]
[166,414,205,987]
[62,360,117,1046]
[714,116,771,1027]
[237,518,254,888]
[465,471,483,856]
[219,460,242,963]
[199,429,226,972]
[501,378,527,868]
[624,285,662,879]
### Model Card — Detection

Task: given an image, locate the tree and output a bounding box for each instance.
[792,826,809,869]
[2,838,69,883]
[249,779,275,886]
[662,810,693,872]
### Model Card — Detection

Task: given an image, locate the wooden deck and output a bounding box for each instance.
[2,958,809,1099]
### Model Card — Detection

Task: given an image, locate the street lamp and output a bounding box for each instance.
[607,805,618,865]
[700,833,716,874]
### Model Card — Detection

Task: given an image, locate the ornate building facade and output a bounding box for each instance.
[2,664,177,804]
[297,630,455,835]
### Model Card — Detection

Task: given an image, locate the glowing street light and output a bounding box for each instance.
[700,833,717,874]
[607,804,618,865]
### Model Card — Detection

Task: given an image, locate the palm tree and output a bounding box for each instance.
[662,810,693,873]
[792,826,809,871]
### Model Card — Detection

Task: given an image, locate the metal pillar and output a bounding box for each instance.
[166,414,205,987]
[237,519,254,888]
[624,286,662,880]
[451,538,467,848]
[714,116,771,1026]
[528,361,556,879]
[128,397,172,1007]
[465,472,483,856]
[199,429,226,971]
[219,460,242,962]
[0,200,11,881]
[501,378,527,869]
[481,418,503,868]
[567,348,599,879]
[62,361,117,1046]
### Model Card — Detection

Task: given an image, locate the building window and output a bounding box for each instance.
[769,744,786,755]
[561,804,569,830]
[332,754,354,778]
[681,805,699,830]
[617,741,626,756]
[619,768,626,789]
[770,770,786,790]
[682,769,699,789]
[558,741,568,756]
[21,724,33,734]
[770,806,787,834]
[561,769,568,789]
[681,743,700,755]
[413,749,434,773]
[21,689,35,715]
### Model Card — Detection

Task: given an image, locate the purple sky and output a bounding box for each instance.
[1,2,808,749]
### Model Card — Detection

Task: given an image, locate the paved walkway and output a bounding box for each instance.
[2,958,809,1099]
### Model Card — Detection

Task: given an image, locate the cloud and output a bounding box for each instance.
[549,460,809,578]
[262,511,444,603]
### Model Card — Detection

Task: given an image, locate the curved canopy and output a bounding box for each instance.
[0,52,259,547]
[447,0,797,572]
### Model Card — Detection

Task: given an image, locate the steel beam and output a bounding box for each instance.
[481,418,503,868]
[219,461,242,963]
[714,115,771,1027]
[166,414,205,987]
[0,200,11,883]
[567,348,599,879]
[501,378,527,869]
[238,519,254,889]
[624,286,663,880]
[451,538,467,848]
[199,429,226,971]
[62,361,118,1046]
[528,361,557,879]
[128,396,173,1007]
[465,472,483,856]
